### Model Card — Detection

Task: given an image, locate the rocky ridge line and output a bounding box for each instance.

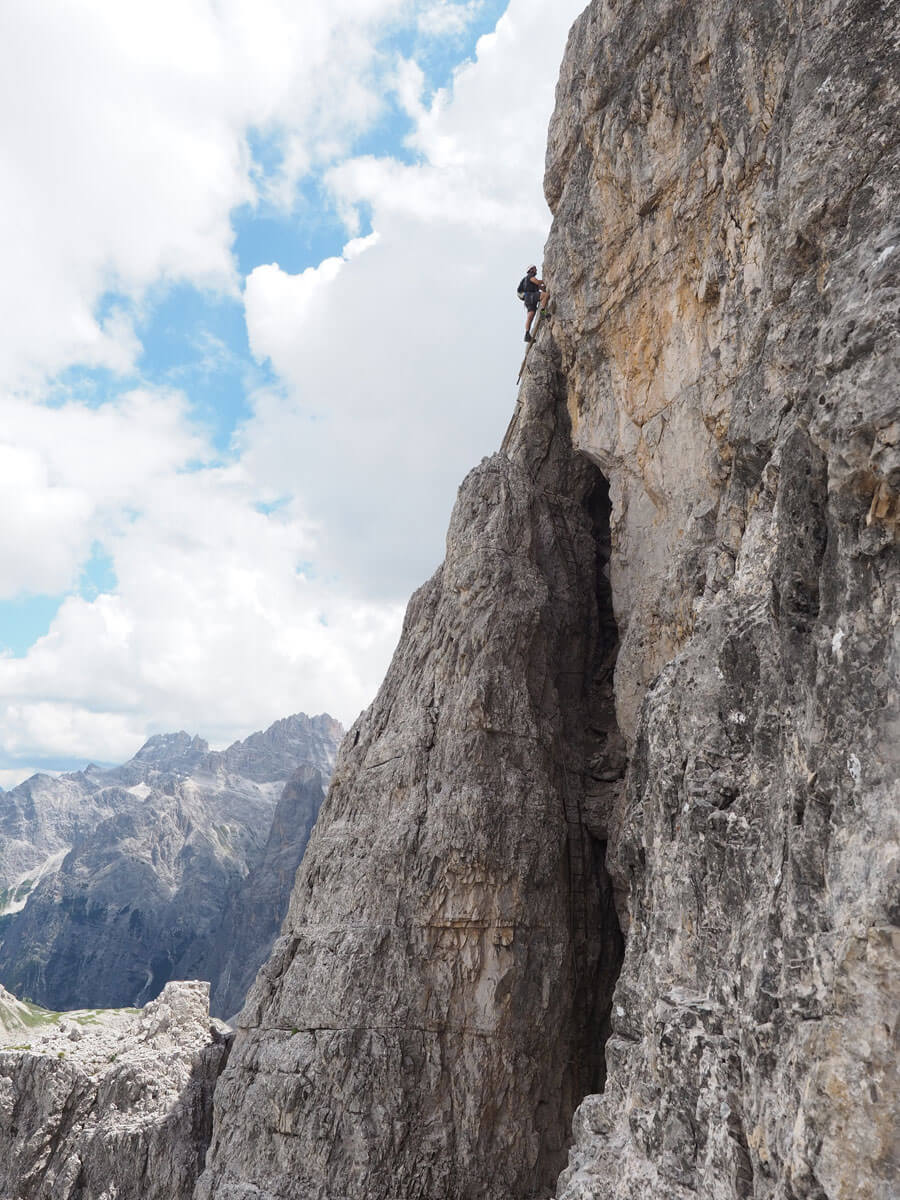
[0,713,342,1015]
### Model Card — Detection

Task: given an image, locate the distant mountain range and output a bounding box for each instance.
[0,713,343,1018]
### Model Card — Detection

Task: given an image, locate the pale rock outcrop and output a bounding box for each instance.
[0,984,45,1034]
[0,981,232,1200]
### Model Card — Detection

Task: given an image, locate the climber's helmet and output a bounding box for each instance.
[527,265,537,276]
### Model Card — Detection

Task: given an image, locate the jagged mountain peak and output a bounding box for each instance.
[224,711,342,748]
[0,712,344,1014]
[211,712,343,782]
[129,731,210,769]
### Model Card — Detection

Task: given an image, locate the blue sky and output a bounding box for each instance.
[0,0,587,784]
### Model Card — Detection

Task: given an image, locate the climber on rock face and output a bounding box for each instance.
[518,265,548,342]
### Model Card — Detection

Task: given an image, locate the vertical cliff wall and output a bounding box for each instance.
[198,1,897,1198]
[544,0,899,1197]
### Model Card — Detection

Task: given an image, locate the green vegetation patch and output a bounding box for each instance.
[0,1000,61,1032]
[17,1002,61,1029]
[73,1011,103,1025]
[0,879,35,914]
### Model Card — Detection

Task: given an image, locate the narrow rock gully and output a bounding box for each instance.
[568,469,626,1102]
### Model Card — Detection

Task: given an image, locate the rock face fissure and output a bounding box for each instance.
[578,473,626,1094]
[196,353,628,1199]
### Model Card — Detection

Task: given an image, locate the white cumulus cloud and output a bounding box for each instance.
[0,0,588,778]
[0,0,409,387]
[240,0,585,598]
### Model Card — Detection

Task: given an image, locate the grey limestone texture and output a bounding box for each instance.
[199,0,898,1197]
[196,353,626,1198]
[544,0,899,1197]
[0,980,232,1200]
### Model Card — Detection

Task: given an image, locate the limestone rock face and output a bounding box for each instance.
[545,0,899,746]
[542,0,899,1197]
[196,352,626,1199]
[0,980,232,1200]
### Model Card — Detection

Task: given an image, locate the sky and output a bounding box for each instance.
[0,0,587,787]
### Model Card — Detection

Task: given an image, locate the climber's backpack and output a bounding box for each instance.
[517,276,529,301]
